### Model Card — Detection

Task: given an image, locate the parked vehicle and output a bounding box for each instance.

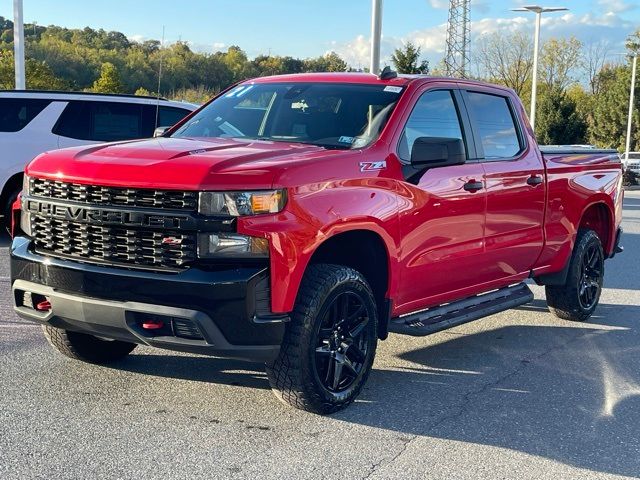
[11,72,624,414]
[0,90,197,222]
[622,151,640,174]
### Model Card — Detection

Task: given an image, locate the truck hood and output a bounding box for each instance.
[26,137,344,190]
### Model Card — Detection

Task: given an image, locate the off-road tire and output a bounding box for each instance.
[265,264,378,414]
[43,325,137,364]
[545,229,604,322]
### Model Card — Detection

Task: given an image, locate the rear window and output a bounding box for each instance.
[53,101,191,141]
[0,98,51,132]
[465,92,522,159]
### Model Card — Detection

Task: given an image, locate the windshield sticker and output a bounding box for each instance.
[360,161,387,172]
[338,136,355,144]
[384,86,402,93]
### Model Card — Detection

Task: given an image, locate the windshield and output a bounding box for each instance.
[171,82,403,149]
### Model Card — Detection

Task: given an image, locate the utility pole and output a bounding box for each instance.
[370,0,382,75]
[444,0,470,78]
[13,0,26,89]
[625,54,638,162]
[511,5,568,131]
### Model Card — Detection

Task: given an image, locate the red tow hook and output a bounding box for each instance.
[142,319,164,330]
[35,300,52,312]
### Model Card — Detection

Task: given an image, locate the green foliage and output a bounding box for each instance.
[535,86,587,145]
[589,63,639,151]
[91,62,124,93]
[0,18,349,97]
[0,50,69,90]
[391,42,429,74]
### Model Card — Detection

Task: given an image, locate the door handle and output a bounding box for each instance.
[463,180,483,192]
[527,175,543,186]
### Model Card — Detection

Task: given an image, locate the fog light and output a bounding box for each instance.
[197,233,269,258]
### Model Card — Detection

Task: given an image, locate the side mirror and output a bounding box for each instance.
[153,126,171,138]
[410,137,466,168]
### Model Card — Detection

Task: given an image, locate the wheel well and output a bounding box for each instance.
[309,230,390,339]
[0,172,23,218]
[579,203,611,253]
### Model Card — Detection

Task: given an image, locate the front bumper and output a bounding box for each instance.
[10,237,287,362]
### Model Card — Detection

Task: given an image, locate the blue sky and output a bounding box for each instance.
[1,0,639,66]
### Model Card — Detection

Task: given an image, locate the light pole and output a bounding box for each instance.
[511,5,568,131]
[370,0,383,74]
[624,54,638,162]
[13,0,25,89]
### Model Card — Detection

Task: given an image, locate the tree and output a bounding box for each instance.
[539,36,583,90]
[589,63,639,151]
[91,62,124,93]
[0,51,69,90]
[474,31,532,97]
[391,42,429,74]
[303,52,348,72]
[584,40,610,94]
[535,86,587,145]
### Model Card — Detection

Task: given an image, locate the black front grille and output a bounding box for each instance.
[31,215,196,270]
[30,178,198,211]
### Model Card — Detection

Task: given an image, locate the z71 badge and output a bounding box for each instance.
[359,161,386,172]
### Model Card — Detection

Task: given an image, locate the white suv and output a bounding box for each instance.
[0,91,198,221]
[622,152,640,175]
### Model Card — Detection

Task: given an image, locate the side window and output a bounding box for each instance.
[158,107,191,128]
[465,92,521,159]
[0,99,51,132]
[398,90,465,162]
[54,101,145,141]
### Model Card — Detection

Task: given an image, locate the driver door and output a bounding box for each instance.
[395,89,488,314]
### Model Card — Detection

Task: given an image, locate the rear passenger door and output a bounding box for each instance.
[462,89,545,281]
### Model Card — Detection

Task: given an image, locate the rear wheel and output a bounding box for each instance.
[43,325,137,364]
[266,264,378,414]
[545,229,604,322]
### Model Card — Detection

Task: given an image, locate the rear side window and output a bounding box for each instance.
[157,106,191,128]
[54,101,147,142]
[398,90,465,162]
[0,98,51,132]
[465,92,521,159]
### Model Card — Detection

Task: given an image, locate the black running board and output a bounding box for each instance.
[389,283,533,337]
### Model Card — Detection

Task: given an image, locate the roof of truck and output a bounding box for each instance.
[245,72,515,93]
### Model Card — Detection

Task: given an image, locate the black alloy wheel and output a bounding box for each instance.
[314,291,370,393]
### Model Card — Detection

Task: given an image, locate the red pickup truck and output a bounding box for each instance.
[11,72,624,414]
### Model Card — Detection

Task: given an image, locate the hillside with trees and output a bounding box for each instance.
[0,16,638,151]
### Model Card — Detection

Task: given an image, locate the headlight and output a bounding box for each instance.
[199,190,286,216]
[198,233,269,258]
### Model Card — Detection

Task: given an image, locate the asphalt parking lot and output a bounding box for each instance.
[1,191,639,480]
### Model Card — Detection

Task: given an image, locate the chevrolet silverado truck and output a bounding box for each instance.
[11,72,624,414]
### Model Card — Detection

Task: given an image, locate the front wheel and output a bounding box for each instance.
[266,264,378,414]
[545,229,604,322]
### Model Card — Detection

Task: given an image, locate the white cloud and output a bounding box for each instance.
[330,9,635,70]
[597,0,637,14]
[426,0,448,8]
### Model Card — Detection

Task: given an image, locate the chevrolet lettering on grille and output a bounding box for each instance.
[26,199,194,229]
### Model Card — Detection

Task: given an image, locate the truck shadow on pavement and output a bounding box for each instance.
[338,303,640,478]
[111,355,270,390]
